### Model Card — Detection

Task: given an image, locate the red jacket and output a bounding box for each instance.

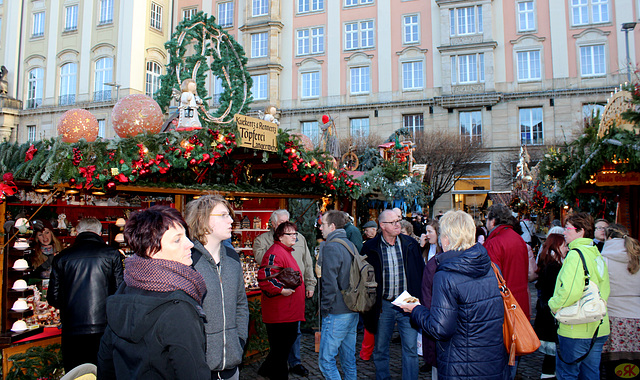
[258,242,305,324]
[484,225,531,319]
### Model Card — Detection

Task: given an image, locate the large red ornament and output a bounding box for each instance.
[57,109,99,143]
[290,133,314,151]
[111,94,163,138]
[322,115,330,124]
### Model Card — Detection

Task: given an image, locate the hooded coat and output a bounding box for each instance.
[97,286,210,380]
[410,243,509,380]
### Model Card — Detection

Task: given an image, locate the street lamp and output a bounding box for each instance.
[104,82,121,102]
[621,22,637,82]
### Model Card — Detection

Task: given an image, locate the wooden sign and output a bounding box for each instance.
[234,114,278,152]
[595,171,640,186]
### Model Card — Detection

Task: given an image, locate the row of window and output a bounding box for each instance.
[30,0,165,39]
[298,107,544,146]
[26,120,106,142]
[25,59,162,109]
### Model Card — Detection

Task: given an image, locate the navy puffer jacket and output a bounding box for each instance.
[410,243,509,380]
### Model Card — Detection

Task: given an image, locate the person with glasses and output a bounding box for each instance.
[257,221,305,380]
[549,212,610,380]
[184,195,249,380]
[253,209,316,377]
[593,219,609,252]
[361,209,424,380]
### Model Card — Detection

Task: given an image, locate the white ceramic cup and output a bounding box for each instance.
[12,259,29,270]
[12,279,28,290]
[12,299,28,311]
[11,320,28,332]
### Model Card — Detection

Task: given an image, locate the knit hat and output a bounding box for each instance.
[31,219,55,232]
[362,221,378,229]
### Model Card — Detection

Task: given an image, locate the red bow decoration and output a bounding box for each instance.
[0,172,17,203]
[25,145,38,162]
[78,165,96,188]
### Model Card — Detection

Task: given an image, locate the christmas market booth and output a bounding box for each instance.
[0,12,361,378]
[538,86,640,238]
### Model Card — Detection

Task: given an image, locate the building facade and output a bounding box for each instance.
[1,0,638,214]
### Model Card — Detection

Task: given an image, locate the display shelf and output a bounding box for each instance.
[236,248,253,251]
[6,202,141,209]
[0,325,44,346]
[235,210,276,214]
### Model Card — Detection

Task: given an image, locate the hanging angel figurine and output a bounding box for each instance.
[177,78,203,131]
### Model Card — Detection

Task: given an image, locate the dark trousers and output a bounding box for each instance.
[61,332,103,372]
[259,322,298,380]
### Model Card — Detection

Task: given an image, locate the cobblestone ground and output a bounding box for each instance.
[241,283,543,379]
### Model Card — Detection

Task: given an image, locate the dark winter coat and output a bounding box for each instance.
[48,232,124,335]
[362,233,424,334]
[318,229,357,316]
[419,255,438,367]
[344,222,363,252]
[534,260,562,342]
[411,243,509,380]
[97,286,210,380]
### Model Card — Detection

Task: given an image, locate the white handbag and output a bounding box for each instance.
[555,249,607,325]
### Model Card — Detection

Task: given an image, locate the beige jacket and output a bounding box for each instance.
[253,231,317,292]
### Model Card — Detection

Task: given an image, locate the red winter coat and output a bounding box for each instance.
[258,242,305,324]
[484,225,531,319]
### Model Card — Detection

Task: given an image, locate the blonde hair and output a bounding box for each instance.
[606,224,640,274]
[181,78,196,92]
[184,194,234,245]
[439,210,476,251]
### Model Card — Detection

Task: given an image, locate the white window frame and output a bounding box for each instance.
[350,118,370,142]
[98,119,106,138]
[297,27,324,56]
[59,63,77,105]
[252,74,268,100]
[212,75,224,104]
[516,50,541,81]
[450,5,483,36]
[519,107,544,145]
[301,71,320,98]
[403,14,419,44]
[150,2,163,30]
[517,1,535,32]
[251,32,269,58]
[218,2,234,28]
[402,61,424,90]
[344,20,374,50]
[345,0,374,7]
[460,110,482,143]
[571,0,609,26]
[350,66,370,94]
[145,61,162,97]
[451,53,485,84]
[94,57,113,102]
[253,0,269,17]
[183,7,198,21]
[99,0,113,24]
[27,126,37,142]
[64,5,78,32]
[301,121,320,145]
[579,44,606,77]
[403,114,424,135]
[32,12,45,37]
[298,0,324,14]
[27,68,43,109]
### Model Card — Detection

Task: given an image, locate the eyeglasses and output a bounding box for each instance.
[210,213,232,219]
[283,233,297,236]
[381,220,401,225]
[595,227,606,230]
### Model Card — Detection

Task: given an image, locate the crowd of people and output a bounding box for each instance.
[29,196,640,380]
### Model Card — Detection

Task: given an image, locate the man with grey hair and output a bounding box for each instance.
[253,209,316,377]
[48,217,124,372]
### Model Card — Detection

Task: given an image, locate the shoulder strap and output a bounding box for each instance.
[258,265,284,281]
[328,238,357,258]
[573,248,590,285]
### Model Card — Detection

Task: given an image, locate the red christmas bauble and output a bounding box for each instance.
[111,94,163,138]
[57,109,99,143]
[322,115,330,124]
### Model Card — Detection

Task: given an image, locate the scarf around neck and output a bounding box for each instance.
[124,255,207,304]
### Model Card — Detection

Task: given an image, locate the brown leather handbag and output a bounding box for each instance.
[260,265,302,289]
[491,262,540,365]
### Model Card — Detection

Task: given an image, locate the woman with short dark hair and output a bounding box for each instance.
[257,221,305,380]
[97,206,209,379]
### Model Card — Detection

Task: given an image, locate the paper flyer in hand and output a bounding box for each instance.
[391,290,421,307]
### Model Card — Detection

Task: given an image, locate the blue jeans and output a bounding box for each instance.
[319,313,359,380]
[556,335,608,380]
[288,321,302,367]
[373,300,419,380]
